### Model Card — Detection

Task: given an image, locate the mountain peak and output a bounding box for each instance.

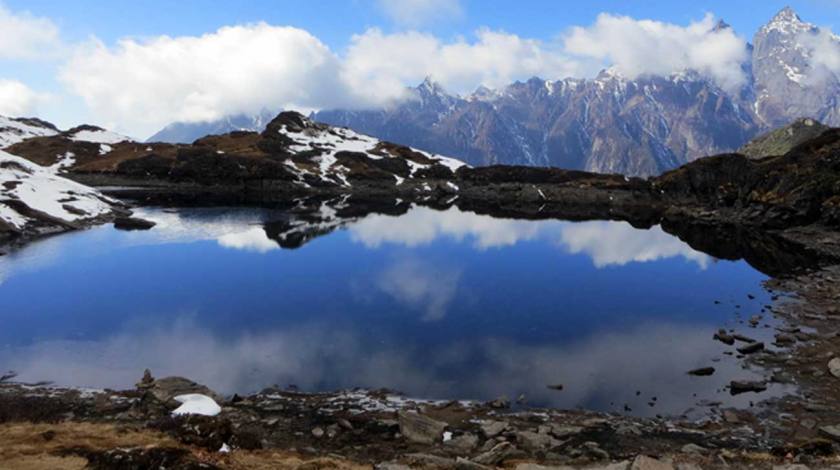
[761,6,812,35]
[712,19,731,32]
[417,76,448,96]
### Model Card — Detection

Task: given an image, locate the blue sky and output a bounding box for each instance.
[1,0,839,138]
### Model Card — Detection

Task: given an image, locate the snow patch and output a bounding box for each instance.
[70,129,131,145]
[171,394,222,417]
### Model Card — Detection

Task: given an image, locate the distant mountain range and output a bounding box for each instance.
[149,7,839,176]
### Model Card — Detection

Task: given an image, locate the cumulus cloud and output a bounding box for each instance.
[564,13,750,91]
[378,0,463,26]
[0,4,61,60]
[60,24,349,138]
[343,28,578,106]
[799,28,840,81]
[0,79,48,116]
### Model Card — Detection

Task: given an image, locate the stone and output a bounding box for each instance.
[828,357,840,378]
[736,342,765,354]
[489,396,511,409]
[713,330,735,345]
[146,376,223,406]
[819,424,840,441]
[405,453,456,467]
[311,427,324,438]
[375,463,411,470]
[473,442,520,466]
[729,380,767,395]
[516,430,559,452]
[680,443,707,454]
[687,367,715,376]
[136,369,154,389]
[398,411,447,444]
[446,433,479,452]
[549,425,584,438]
[455,457,494,470]
[479,420,508,438]
[113,217,157,231]
[630,456,675,470]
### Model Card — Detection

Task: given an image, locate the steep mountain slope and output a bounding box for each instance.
[738,118,829,158]
[316,73,759,176]
[752,7,840,128]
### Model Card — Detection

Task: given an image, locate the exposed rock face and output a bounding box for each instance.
[752,8,840,129]
[656,128,840,229]
[738,118,830,158]
[316,74,759,177]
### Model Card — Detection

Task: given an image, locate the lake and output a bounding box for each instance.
[0,203,790,417]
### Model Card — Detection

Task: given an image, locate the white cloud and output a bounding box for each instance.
[0,4,61,60]
[564,13,750,91]
[376,257,462,321]
[377,0,463,27]
[0,79,48,116]
[799,28,840,81]
[343,28,579,105]
[60,24,349,138]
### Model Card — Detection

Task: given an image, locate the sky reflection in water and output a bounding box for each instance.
[0,205,787,416]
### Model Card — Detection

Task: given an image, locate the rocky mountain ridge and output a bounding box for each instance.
[149,7,840,177]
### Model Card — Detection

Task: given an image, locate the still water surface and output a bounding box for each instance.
[0,205,788,416]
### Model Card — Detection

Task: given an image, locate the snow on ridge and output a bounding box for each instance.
[69,129,131,145]
[280,122,468,186]
[0,116,59,149]
[0,150,115,230]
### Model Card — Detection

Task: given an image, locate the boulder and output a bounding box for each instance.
[398,410,447,444]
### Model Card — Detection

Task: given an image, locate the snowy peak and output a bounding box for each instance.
[0,116,60,149]
[760,6,814,36]
[65,125,131,145]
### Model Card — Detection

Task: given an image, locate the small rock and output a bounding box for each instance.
[827,357,840,378]
[338,418,353,430]
[473,442,520,466]
[398,410,447,444]
[488,396,511,409]
[687,367,715,376]
[479,420,508,438]
[736,342,765,354]
[455,457,493,470]
[680,443,707,454]
[730,380,767,395]
[714,329,735,345]
[819,424,840,441]
[375,463,411,470]
[547,384,564,391]
[516,430,559,452]
[136,369,154,389]
[311,427,324,438]
[113,217,156,231]
[630,455,675,470]
[774,333,797,345]
[733,334,757,343]
[446,433,479,452]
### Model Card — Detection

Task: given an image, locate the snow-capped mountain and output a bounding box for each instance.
[145,7,840,176]
[317,72,759,176]
[0,116,60,148]
[752,7,840,128]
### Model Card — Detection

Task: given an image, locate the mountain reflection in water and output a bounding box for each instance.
[0,203,799,417]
